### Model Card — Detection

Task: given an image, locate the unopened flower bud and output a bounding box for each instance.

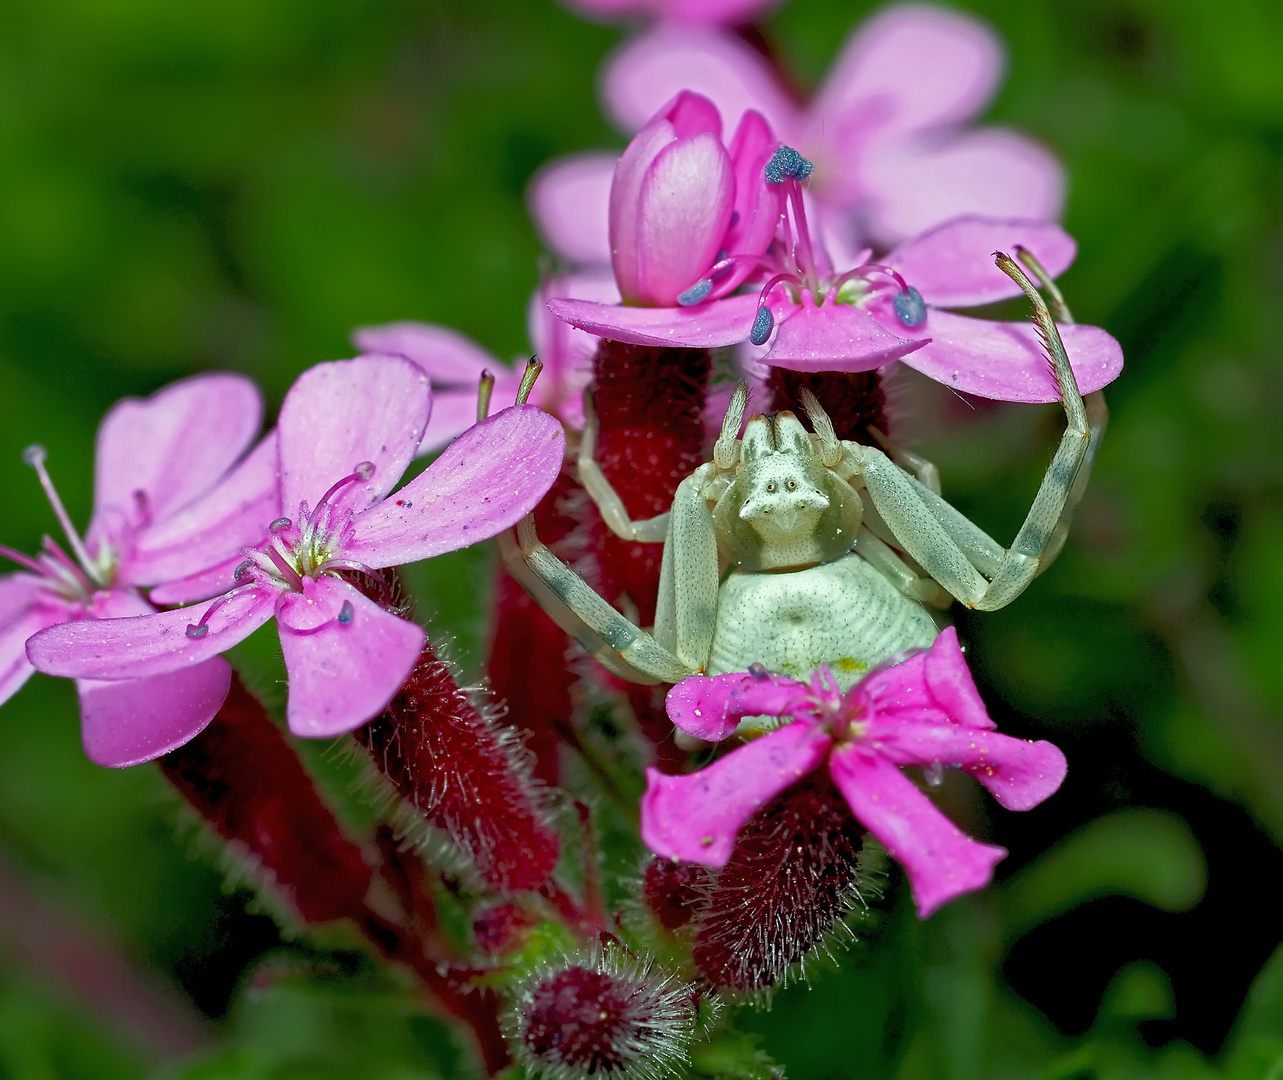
[609,91,781,307]
[643,857,711,931]
[507,944,697,1080]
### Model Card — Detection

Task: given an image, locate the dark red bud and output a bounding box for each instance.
[767,367,889,445]
[589,340,710,627]
[356,644,560,894]
[643,857,711,932]
[509,946,695,1080]
[691,771,868,991]
[159,675,373,925]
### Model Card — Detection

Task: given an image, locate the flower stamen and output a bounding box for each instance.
[22,444,107,588]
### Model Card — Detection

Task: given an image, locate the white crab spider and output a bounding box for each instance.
[502,254,1107,688]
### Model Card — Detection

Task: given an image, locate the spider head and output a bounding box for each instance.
[717,411,855,571]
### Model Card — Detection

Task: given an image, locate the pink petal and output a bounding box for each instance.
[764,299,929,371]
[641,720,832,866]
[858,129,1065,247]
[147,556,243,606]
[665,670,813,742]
[347,404,566,567]
[611,119,681,303]
[351,322,498,382]
[886,217,1077,309]
[664,89,723,138]
[528,152,616,266]
[76,658,231,768]
[124,434,280,587]
[26,587,277,680]
[860,627,994,731]
[657,0,785,22]
[548,293,759,348]
[0,575,73,705]
[828,746,1006,918]
[527,271,617,426]
[276,577,425,738]
[94,373,262,523]
[602,26,799,139]
[870,719,1067,812]
[278,356,430,516]
[633,132,735,305]
[812,4,1003,141]
[716,109,784,297]
[892,309,1123,402]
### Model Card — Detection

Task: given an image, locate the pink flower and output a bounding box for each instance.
[1,374,276,767]
[640,628,1067,917]
[534,3,1061,258]
[27,356,566,740]
[352,272,617,451]
[553,161,1124,403]
[606,90,781,307]
[558,0,784,27]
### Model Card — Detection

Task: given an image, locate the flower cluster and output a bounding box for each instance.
[1,2,1124,1077]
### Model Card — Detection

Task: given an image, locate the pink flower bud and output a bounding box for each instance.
[506,944,697,1080]
[608,91,778,307]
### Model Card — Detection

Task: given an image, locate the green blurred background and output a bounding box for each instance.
[1,0,1282,1076]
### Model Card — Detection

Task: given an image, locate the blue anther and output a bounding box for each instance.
[748,662,771,680]
[337,600,354,626]
[677,278,713,306]
[750,305,775,346]
[892,286,927,328]
[764,146,814,185]
[185,623,210,639]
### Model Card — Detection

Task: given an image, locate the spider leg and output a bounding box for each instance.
[576,389,670,543]
[870,427,942,495]
[839,253,1094,612]
[504,516,695,685]
[853,525,952,607]
[1038,389,1108,575]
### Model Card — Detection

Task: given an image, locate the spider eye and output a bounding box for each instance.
[786,479,797,491]
[765,482,777,493]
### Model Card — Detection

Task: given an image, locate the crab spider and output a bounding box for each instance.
[502,254,1102,688]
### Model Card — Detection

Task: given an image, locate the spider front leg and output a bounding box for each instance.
[500,517,695,685]
[838,253,1094,612]
[576,389,670,543]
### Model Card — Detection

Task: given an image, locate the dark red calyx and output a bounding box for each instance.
[691,771,866,991]
[767,367,888,445]
[643,857,712,932]
[589,340,710,625]
[158,675,374,925]
[473,901,539,957]
[511,945,696,1080]
[355,644,560,894]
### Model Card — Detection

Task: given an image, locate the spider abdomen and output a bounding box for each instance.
[707,553,939,689]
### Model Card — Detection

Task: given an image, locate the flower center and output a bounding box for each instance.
[249,461,378,591]
[745,147,928,346]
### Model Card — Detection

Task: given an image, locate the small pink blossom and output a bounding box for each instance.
[27,356,566,741]
[553,157,1123,403]
[558,0,784,27]
[353,271,617,451]
[1,374,275,767]
[530,6,1061,265]
[641,628,1067,918]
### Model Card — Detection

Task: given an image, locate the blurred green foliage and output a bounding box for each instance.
[1,0,1282,1076]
